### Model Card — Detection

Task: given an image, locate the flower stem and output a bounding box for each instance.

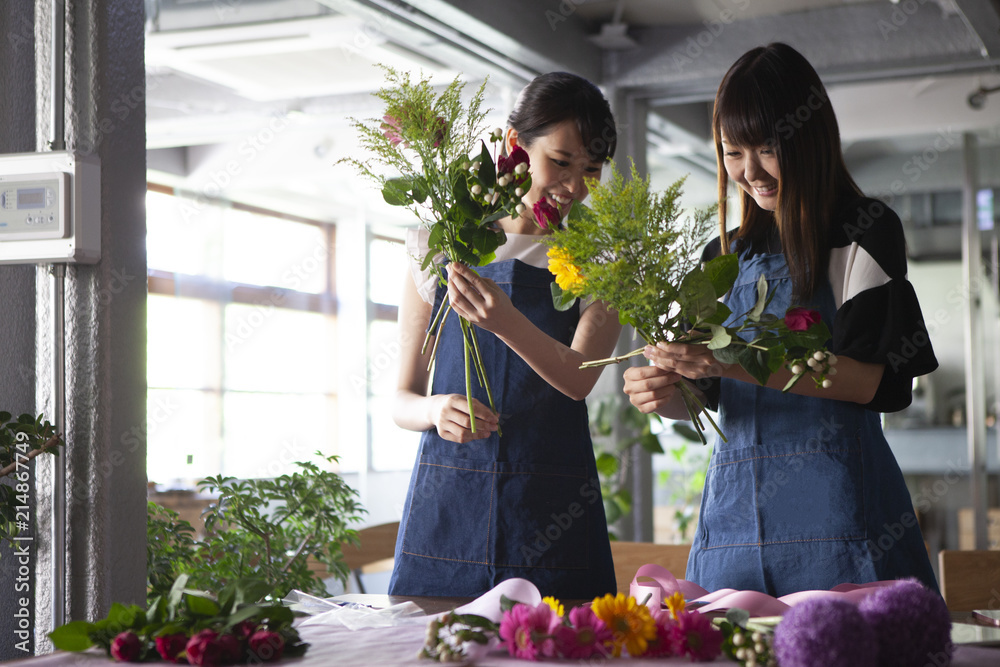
[578,346,646,368]
[421,292,450,355]
[467,324,502,437]
[426,303,453,373]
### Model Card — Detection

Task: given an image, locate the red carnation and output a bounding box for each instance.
[110,631,142,662]
[248,630,285,662]
[155,633,188,663]
[785,307,821,332]
[498,146,530,177]
[532,198,561,230]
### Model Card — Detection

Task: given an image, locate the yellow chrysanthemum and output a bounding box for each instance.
[542,596,564,617]
[665,591,686,619]
[546,246,586,293]
[590,593,657,657]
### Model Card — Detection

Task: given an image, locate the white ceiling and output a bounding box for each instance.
[144,0,1000,229]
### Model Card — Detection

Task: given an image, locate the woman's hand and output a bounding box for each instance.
[428,394,499,443]
[623,365,684,414]
[446,263,517,336]
[643,341,732,380]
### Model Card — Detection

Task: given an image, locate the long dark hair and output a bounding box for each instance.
[507,72,617,162]
[714,42,861,300]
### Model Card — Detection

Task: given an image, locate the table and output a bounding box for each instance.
[13,596,1000,666]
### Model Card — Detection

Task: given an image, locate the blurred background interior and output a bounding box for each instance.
[140,0,1000,590]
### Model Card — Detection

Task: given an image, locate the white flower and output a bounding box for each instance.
[470,184,482,195]
[492,127,503,141]
[462,162,470,171]
[755,642,766,653]
[733,633,745,647]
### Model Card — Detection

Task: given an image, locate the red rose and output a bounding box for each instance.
[217,634,243,664]
[532,198,560,230]
[155,633,188,663]
[230,620,257,643]
[785,307,822,332]
[186,630,226,667]
[110,631,142,662]
[248,630,285,662]
[498,145,530,176]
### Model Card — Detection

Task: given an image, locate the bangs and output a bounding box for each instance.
[577,110,616,162]
[715,74,778,149]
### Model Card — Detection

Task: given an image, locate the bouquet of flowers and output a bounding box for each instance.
[342,67,530,434]
[545,162,835,444]
[421,591,723,662]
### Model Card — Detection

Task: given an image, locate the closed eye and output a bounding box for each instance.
[551,159,569,167]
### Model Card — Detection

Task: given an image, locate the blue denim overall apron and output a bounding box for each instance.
[388,259,616,599]
[685,246,937,597]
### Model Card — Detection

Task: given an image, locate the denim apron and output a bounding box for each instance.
[686,246,937,597]
[388,259,616,599]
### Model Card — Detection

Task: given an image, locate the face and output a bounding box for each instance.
[721,135,780,212]
[507,120,604,224]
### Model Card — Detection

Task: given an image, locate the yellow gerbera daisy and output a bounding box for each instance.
[665,591,686,619]
[546,246,586,293]
[542,596,564,617]
[590,593,657,657]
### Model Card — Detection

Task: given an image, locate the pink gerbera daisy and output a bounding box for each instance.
[644,610,680,658]
[499,602,558,660]
[553,606,612,659]
[671,610,724,662]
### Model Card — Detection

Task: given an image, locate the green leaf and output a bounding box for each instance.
[700,301,733,326]
[185,592,221,617]
[706,324,732,350]
[673,422,703,443]
[550,282,577,311]
[639,432,664,454]
[603,498,622,524]
[476,251,496,267]
[739,346,770,386]
[725,608,751,629]
[703,254,738,298]
[748,275,768,321]
[48,621,95,652]
[426,222,445,251]
[711,344,743,366]
[381,178,412,207]
[410,177,430,205]
[595,452,619,477]
[613,489,633,515]
[566,200,592,225]
[477,141,495,186]
[678,268,718,324]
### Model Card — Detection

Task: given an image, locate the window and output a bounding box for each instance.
[145,186,346,486]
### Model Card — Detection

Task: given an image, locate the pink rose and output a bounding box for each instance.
[498,145,530,177]
[110,631,142,662]
[155,633,188,663]
[380,115,406,147]
[185,630,226,667]
[532,198,561,230]
[248,630,285,662]
[784,307,821,332]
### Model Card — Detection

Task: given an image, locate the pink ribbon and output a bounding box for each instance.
[629,564,897,616]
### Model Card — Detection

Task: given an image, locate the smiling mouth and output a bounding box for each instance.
[549,193,572,206]
[753,184,778,196]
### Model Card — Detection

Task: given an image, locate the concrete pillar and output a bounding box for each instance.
[27,0,147,654]
[0,3,41,659]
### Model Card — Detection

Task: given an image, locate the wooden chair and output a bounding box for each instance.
[610,541,692,596]
[308,521,400,593]
[938,549,1000,611]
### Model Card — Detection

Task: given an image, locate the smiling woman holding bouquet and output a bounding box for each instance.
[623,43,939,596]
[389,72,622,599]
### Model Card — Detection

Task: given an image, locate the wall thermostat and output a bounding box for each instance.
[0,151,100,264]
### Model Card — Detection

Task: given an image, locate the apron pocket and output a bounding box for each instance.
[700,446,760,547]
[493,462,596,570]
[400,454,493,564]
[755,440,866,543]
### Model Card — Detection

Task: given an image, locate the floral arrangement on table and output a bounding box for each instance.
[545,162,836,443]
[49,575,307,665]
[420,578,953,666]
[421,591,724,663]
[341,67,530,435]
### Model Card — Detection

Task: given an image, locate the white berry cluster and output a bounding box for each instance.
[730,627,777,667]
[788,350,838,389]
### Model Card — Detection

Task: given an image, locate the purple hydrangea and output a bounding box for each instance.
[773,597,878,667]
[859,579,953,667]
